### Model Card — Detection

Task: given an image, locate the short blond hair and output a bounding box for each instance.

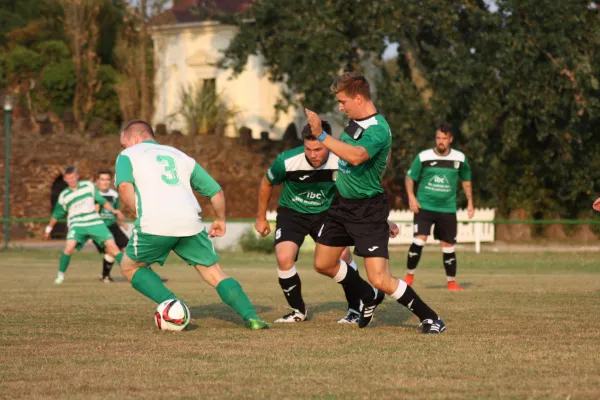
[330,72,371,100]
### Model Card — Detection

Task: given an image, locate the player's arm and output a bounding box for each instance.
[114,153,136,216]
[95,186,124,220]
[462,181,474,219]
[45,202,66,240]
[305,109,369,166]
[405,156,422,214]
[255,176,274,237]
[190,162,226,238]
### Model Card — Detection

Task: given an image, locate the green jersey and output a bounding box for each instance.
[266,145,338,214]
[336,113,392,199]
[97,188,119,227]
[406,148,472,213]
[51,180,107,228]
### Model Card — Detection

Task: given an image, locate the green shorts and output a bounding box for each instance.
[66,223,115,250]
[126,227,219,267]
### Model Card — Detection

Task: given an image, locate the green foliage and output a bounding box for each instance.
[3,45,43,79]
[88,64,122,133]
[239,228,275,254]
[171,83,238,135]
[40,59,75,117]
[36,40,70,64]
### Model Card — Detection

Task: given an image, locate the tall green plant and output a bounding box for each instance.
[171,83,238,136]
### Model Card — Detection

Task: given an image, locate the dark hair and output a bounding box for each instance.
[96,169,113,179]
[122,119,155,138]
[63,165,78,175]
[330,72,371,100]
[302,120,332,141]
[436,120,453,136]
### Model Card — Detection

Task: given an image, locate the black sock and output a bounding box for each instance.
[443,252,457,279]
[339,265,376,304]
[407,243,423,270]
[397,285,438,321]
[102,259,114,278]
[342,267,361,311]
[278,273,306,315]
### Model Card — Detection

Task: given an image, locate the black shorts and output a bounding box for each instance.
[94,224,130,252]
[413,209,457,244]
[315,192,390,259]
[274,207,326,249]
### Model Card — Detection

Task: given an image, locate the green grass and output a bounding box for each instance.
[1,249,600,399]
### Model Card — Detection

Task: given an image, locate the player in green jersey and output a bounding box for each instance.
[255,122,362,324]
[115,120,268,330]
[44,166,125,284]
[305,72,445,333]
[94,169,130,283]
[405,121,474,290]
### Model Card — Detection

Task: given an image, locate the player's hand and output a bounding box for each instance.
[114,210,125,221]
[209,219,226,238]
[254,218,271,237]
[468,202,475,219]
[593,198,600,212]
[43,231,51,240]
[388,220,399,238]
[408,196,421,214]
[304,109,322,138]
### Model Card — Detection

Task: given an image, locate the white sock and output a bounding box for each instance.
[347,260,358,271]
[104,254,115,263]
[57,271,65,278]
[390,279,408,300]
[333,260,348,283]
[406,270,415,275]
[277,266,297,279]
[447,276,456,282]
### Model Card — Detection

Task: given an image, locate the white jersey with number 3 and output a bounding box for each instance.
[115,141,221,237]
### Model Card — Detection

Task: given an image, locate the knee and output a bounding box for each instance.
[313,259,333,275]
[368,274,395,294]
[276,256,296,270]
[64,248,75,256]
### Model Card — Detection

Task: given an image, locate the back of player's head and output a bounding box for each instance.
[121,119,155,139]
[436,120,453,136]
[96,169,113,179]
[302,120,332,141]
[63,165,78,175]
[330,72,371,100]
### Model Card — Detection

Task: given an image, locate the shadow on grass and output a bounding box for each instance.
[309,300,414,327]
[188,303,274,328]
[424,281,473,290]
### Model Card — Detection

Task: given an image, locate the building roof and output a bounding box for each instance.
[151,0,252,26]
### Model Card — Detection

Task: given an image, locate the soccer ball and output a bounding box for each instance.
[154,299,190,331]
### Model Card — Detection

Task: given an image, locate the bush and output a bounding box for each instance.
[239,227,274,254]
[41,59,75,117]
[88,65,122,132]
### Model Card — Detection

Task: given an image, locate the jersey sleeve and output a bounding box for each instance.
[406,155,422,181]
[190,163,222,198]
[266,154,286,185]
[459,157,472,181]
[115,154,134,187]
[94,186,107,205]
[358,125,389,158]
[51,200,67,220]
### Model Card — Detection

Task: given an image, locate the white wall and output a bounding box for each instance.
[152,22,300,139]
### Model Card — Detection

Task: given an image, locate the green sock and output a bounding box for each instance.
[59,253,71,273]
[216,278,258,321]
[115,252,123,264]
[131,267,176,304]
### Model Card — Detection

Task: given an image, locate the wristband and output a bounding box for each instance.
[316,131,327,142]
[45,226,53,234]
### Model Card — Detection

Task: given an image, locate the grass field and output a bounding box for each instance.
[1,248,600,399]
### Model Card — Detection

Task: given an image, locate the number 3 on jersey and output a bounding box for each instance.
[156,155,180,185]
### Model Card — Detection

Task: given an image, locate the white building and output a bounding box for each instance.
[151,0,301,139]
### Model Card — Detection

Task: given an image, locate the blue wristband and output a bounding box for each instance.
[316,131,327,142]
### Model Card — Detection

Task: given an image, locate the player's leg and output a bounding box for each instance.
[101,225,130,282]
[91,239,109,282]
[405,210,434,286]
[363,256,445,333]
[337,247,361,323]
[54,239,78,284]
[273,211,309,322]
[175,230,268,330]
[120,228,178,303]
[436,212,462,291]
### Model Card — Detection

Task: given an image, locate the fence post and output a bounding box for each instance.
[474,222,481,254]
[3,94,12,249]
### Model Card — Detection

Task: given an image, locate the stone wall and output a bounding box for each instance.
[0,130,285,239]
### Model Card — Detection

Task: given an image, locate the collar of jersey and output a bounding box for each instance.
[305,152,330,169]
[432,148,453,157]
[353,112,379,122]
[143,140,158,144]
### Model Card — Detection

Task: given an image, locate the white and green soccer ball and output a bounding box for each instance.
[154,299,190,331]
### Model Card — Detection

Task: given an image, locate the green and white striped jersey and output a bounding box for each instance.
[115,140,221,237]
[51,180,107,228]
[406,148,472,213]
[266,146,338,214]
